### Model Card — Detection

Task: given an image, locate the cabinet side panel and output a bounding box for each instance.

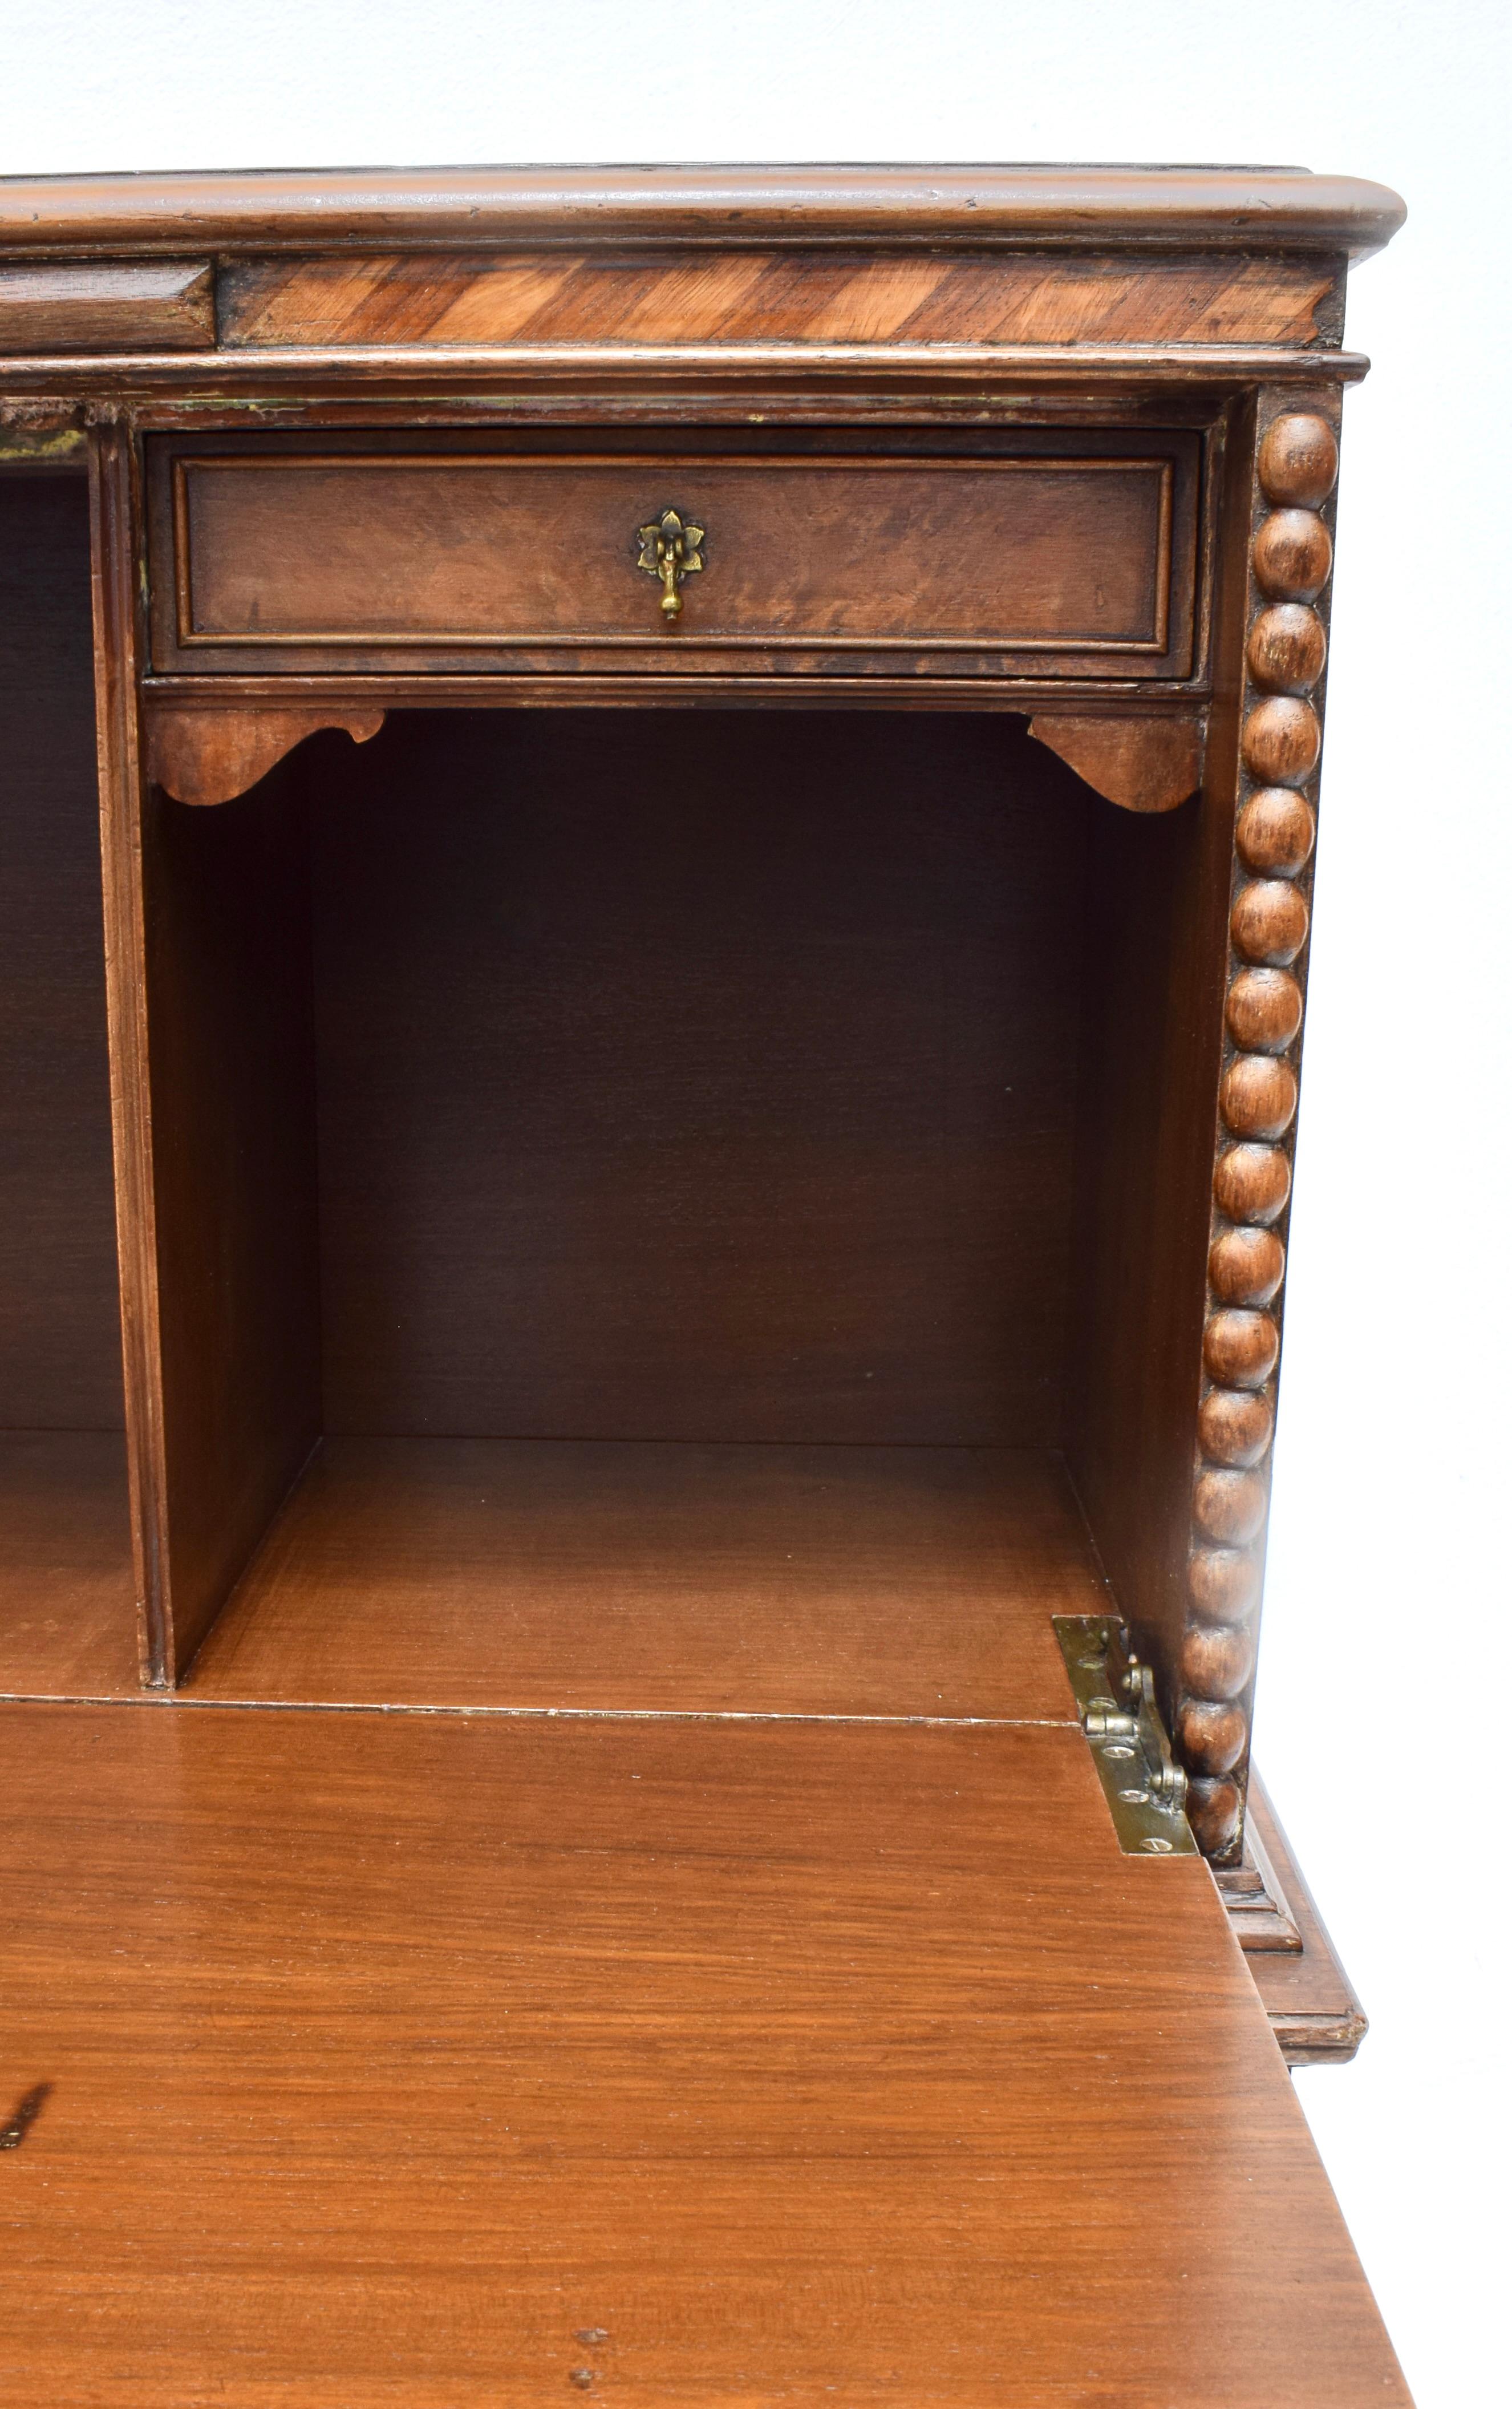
[0,472,123,1427]
[1068,409,1250,1768]
[1068,789,1233,1686]
[140,768,323,1674]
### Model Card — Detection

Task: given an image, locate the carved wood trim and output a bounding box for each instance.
[1027,711,1203,813]
[145,707,385,805]
[1177,402,1339,1864]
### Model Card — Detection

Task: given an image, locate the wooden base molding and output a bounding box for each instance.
[1230,1776,1369,2068]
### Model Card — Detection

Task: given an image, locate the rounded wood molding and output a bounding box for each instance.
[1252,507,1332,601]
[1193,1467,1270,1547]
[1212,1141,1291,1224]
[1207,1225,1286,1306]
[1203,1310,1280,1388]
[1230,879,1310,965]
[1241,695,1322,786]
[1220,1054,1299,1139]
[1179,1623,1256,1703]
[1236,788,1316,877]
[1245,602,1327,695]
[1258,412,1340,508]
[1188,1548,1263,1627]
[1185,1775,1244,1856]
[1225,966,1303,1052]
[1177,1699,1250,1776]
[1197,1387,1274,1468]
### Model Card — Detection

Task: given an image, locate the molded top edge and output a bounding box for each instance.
[0,164,1406,260]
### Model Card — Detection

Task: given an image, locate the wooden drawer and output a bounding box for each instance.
[146,435,1201,681]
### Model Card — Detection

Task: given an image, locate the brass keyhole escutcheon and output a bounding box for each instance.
[636,507,705,624]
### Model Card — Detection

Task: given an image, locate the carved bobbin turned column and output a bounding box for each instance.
[1179,401,1340,1862]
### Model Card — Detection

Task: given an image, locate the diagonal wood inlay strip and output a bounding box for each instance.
[218,249,1340,350]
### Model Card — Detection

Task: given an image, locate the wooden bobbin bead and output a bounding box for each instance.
[1258,412,1339,509]
[1186,1775,1244,1857]
[1177,1698,1250,1776]
[1197,1387,1273,1468]
[1242,696,1322,787]
[1189,1547,1262,1627]
[1226,967,1303,1053]
[1213,1141,1291,1225]
[1231,880,1310,965]
[1180,1622,1256,1703]
[1203,1309,1279,1388]
[1246,603,1327,695]
[1221,1055,1299,1141]
[1252,508,1333,602]
[1237,789,1316,878]
[1193,1467,1268,1548]
[1207,1225,1285,1306]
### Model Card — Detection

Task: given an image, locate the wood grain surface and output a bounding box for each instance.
[184,1438,1101,1715]
[0,1434,136,1697]
[219,248,1342,351]
[0,1702,1405,2408]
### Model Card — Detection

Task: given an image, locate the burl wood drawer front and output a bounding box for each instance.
[147,440,1199,680]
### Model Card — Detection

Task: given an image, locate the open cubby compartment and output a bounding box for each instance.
[0,470,137,1697]
[126,700,1228,1718]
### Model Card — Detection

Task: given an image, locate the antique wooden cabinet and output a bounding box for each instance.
[0,166,1409,2403]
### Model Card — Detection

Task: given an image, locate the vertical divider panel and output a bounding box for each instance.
[91,419,171,1681]
[90,419,323,1686]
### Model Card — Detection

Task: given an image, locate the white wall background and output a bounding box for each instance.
[3,5,1506,2400]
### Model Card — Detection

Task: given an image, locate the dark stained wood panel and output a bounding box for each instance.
[184,1438,1100,1716]
[0,472,124,1430]
[0,1434,136,1697]
[151,438,1198,681]
[311,710,1089,1448]
[218,248,1343,350]
[137,766,323,1675]
[0,1702,1405,2407]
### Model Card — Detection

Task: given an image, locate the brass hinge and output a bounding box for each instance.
[1054,1616,1198,1856]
